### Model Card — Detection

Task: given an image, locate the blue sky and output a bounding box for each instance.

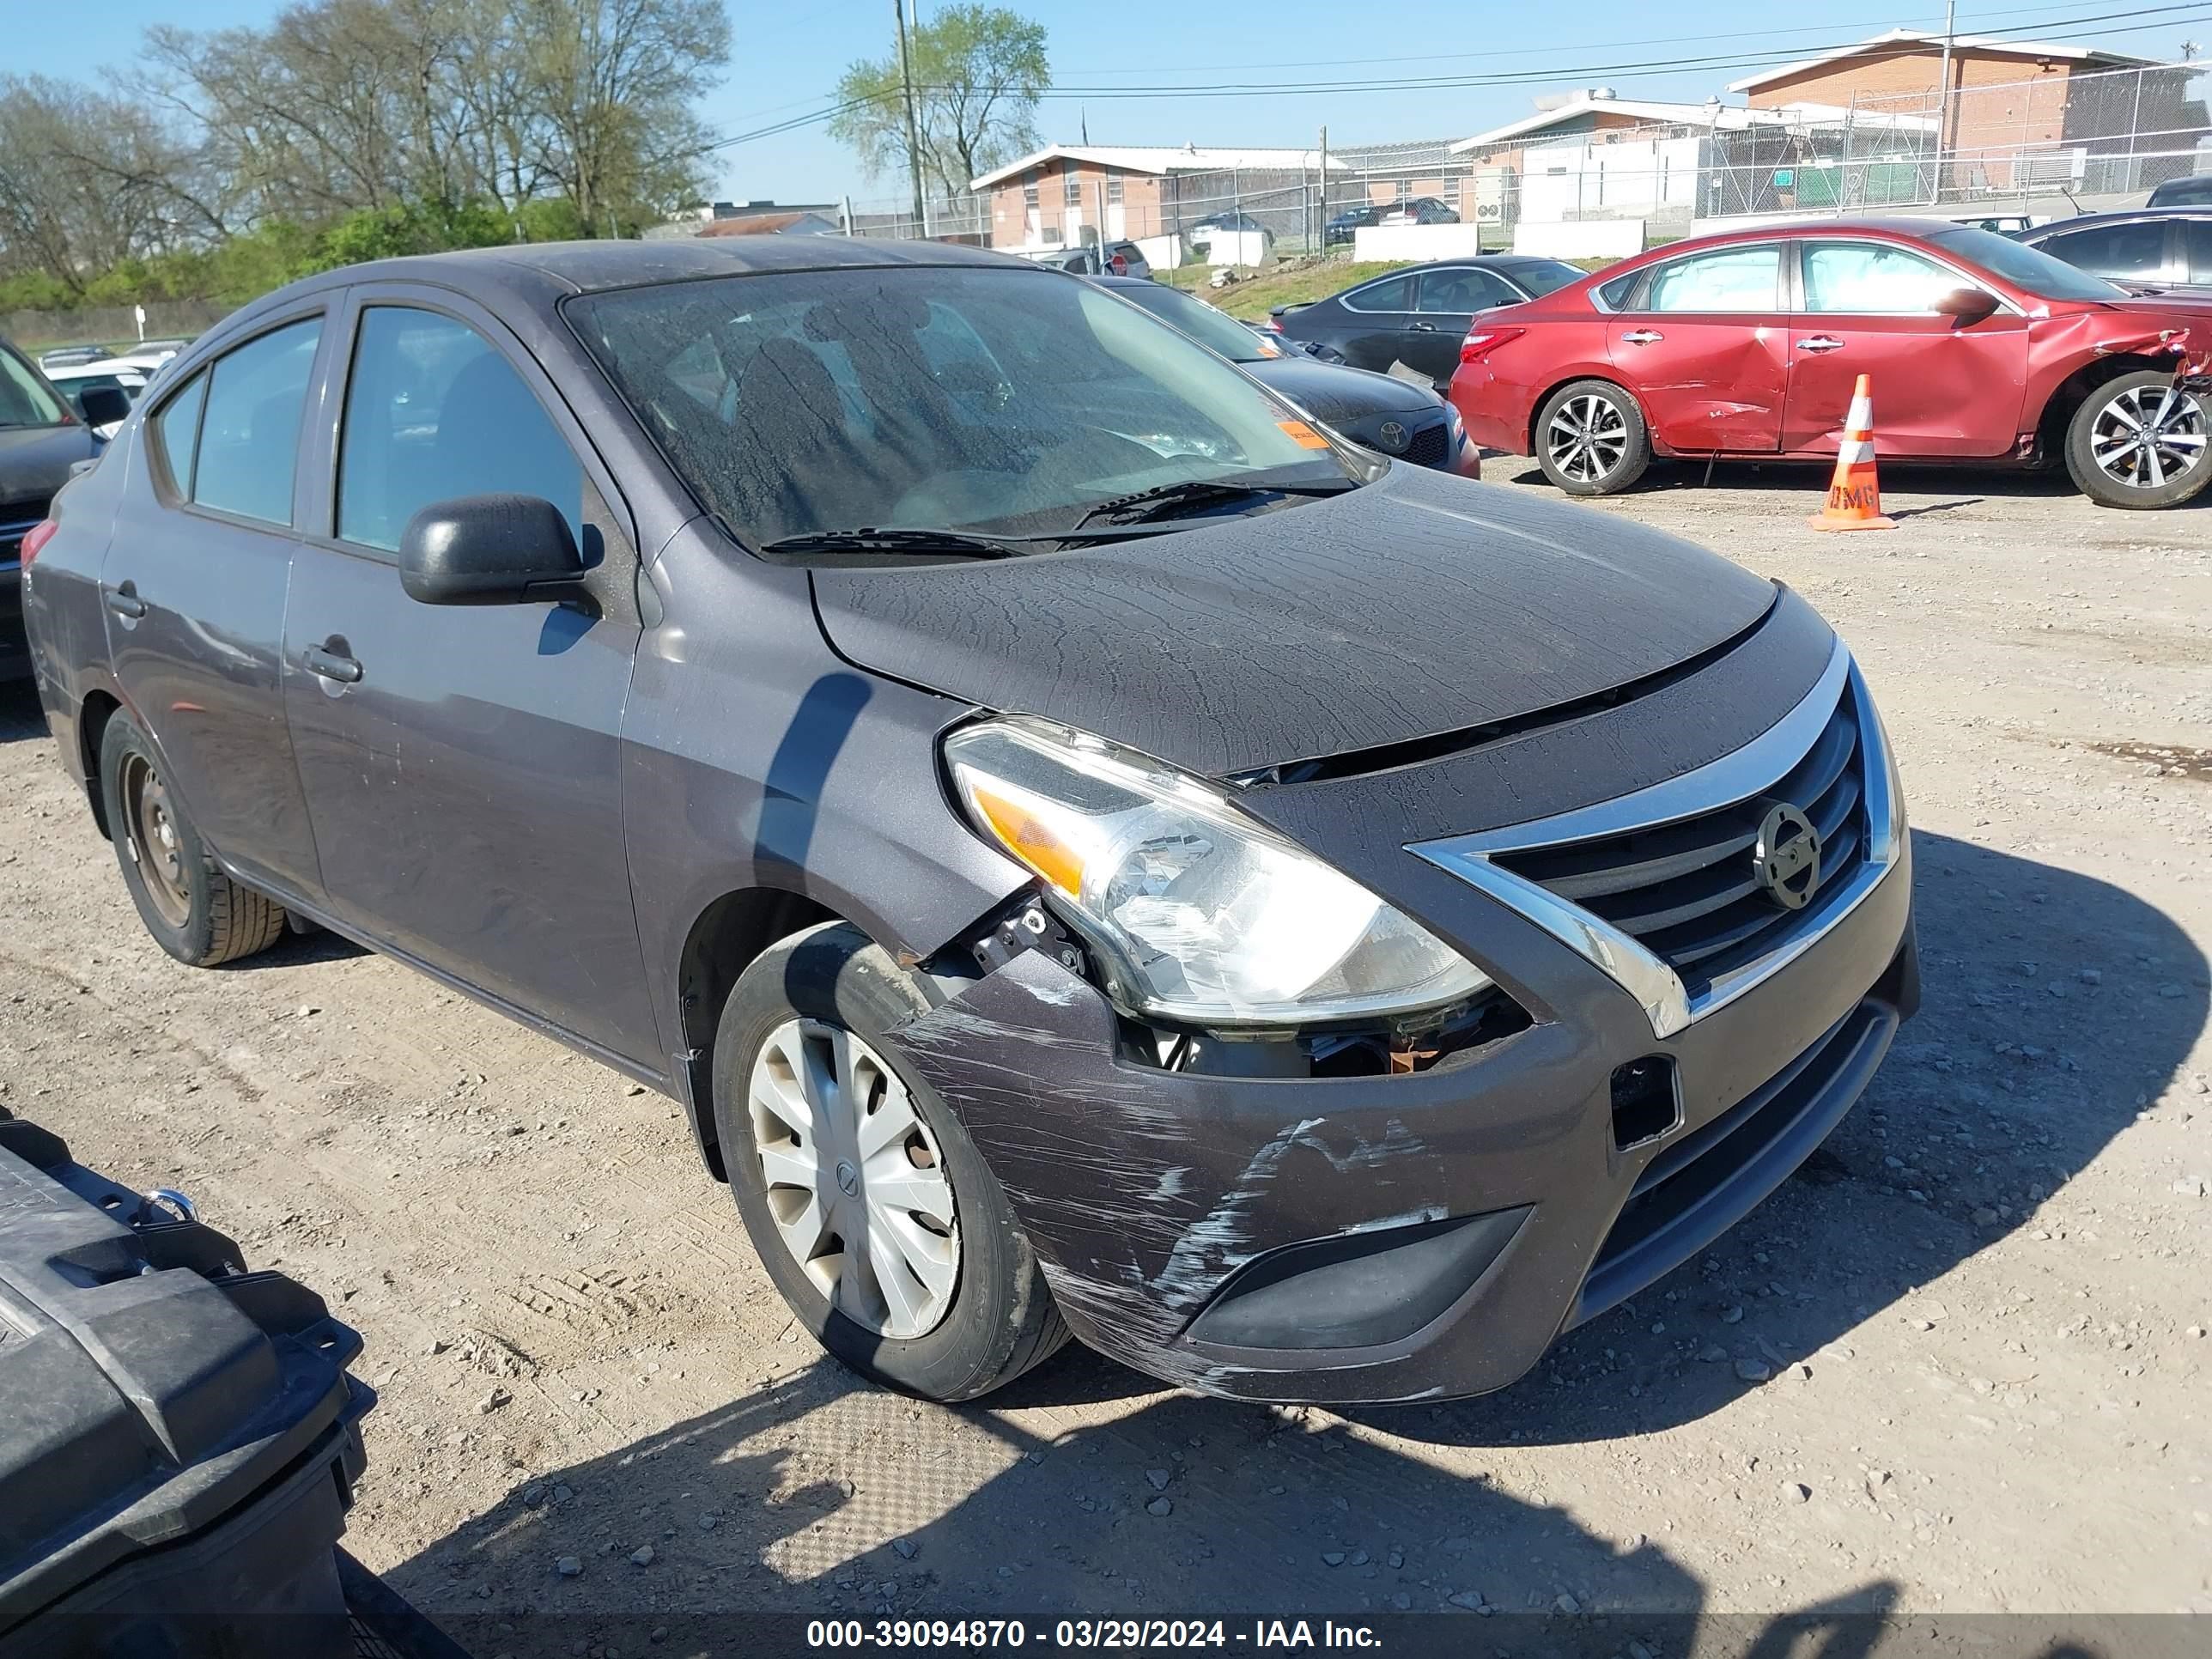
[15,1,2207,206]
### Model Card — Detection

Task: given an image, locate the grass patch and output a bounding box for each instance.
[1157,259,1413,320]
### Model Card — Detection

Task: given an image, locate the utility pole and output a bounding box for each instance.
[1316,125,1328,252]
[895,0,927,236]
[1934,0,1957,200]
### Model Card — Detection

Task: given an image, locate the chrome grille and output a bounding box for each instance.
[1491,686,1865,990]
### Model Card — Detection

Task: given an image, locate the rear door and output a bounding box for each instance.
[1604,241,1789,453]
[281,287,656,1062]
[1404,265,1526,385]
[1324,271,1419,372]
[1782,238,2027,458]
[100,311,330,901]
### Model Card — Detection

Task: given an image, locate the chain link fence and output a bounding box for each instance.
[720,61,2210,262]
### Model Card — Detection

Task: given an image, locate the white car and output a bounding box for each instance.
[42,360,149,438]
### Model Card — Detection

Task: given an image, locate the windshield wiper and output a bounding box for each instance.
[1072,475,1355,531]
[760,527,1034,559]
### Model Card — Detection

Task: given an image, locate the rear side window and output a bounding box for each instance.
[1342,274,1413,312]
[2038,221,2168,283]
[153,372,209,494]
[337,307,581,553]
[1643,246,1781,313]
[192,319,322,525]
[2188,221,2212,284]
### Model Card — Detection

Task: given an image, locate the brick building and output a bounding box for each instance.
[1727,28,2182,191]
[968,145,1336,251]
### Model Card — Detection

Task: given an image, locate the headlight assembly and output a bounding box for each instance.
[943,719,1493,1027]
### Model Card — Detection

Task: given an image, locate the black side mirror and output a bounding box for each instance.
[77,385,132,428]
[1934,286,2001,324]
[399,494,588,606]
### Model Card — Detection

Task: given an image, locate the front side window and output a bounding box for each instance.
[1416,267,1518,313]
[2037,221,2169,283]
[337,307,582,553]
[568,265,1354,550]
[0,345,69,429]
[1801,242,1960,313]
[1341,273,1413,313]
[2186,220,2212,284]
[1641,246,1782,313]
[152,371,209,495]
[192,318,322,525]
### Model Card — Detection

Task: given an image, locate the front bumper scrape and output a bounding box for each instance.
[882,948,1620,1403]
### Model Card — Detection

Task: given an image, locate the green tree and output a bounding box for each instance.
[830,5,1048,198]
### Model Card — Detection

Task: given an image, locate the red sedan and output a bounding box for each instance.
[1449,217,2212,509]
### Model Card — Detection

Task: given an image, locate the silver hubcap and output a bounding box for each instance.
[747,1018,959,1340]
[2090,382,2208,491]
[1547,393,1629,483]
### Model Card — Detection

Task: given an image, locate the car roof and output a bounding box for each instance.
[2020,206,2212,233]
[178,236,1043,368]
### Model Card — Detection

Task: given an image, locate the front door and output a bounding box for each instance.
[1404,265,1527,386]
[281,291,656,1063]
[1782,240,2029,457]
[1605,241,1789,453]
[101,312,330,900]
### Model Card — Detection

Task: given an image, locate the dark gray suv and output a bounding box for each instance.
[20,239,1917,1405]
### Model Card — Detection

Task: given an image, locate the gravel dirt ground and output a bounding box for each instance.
[3,459,2208,1656]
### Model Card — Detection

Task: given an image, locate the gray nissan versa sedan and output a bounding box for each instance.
[21,238,1917,1405]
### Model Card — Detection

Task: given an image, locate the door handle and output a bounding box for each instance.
[1405,320,1438,332]
[301,645,362,684]
[1799,336,1846,352]
[1620,329,1665,345]
[103,582,146,620]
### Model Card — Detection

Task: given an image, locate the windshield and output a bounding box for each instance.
[1929,226,2128,302]
[1109,282,1271,363]
[0,345,70,428]
[569,265,1352,549]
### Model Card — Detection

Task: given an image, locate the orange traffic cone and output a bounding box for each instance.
[1807,374,1895,532]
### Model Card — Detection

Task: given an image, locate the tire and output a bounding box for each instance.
[2065,369,2212,509]
[99,711,288,968]
[711,922,1069,1401]
[1534,379,1651,496]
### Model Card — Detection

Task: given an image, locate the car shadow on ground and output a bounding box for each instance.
[1486,454,2179,505]
[0,682,47,745]
[955,828,2203,1449]
[386,1358,2170,1658]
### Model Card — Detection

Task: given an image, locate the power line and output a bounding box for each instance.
[704,2,2210,153]
[1049,0,2183,78]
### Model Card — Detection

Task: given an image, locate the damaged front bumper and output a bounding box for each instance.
[883,851,1914,1405]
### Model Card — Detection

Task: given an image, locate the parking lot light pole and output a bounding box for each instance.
[896,0,927,237]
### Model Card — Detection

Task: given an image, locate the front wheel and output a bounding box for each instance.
[1535,380,1651,495]
[2066,370,2212,509]
[711,923,1069,1401]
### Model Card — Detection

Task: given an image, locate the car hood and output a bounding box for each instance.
[0,423,99,514]
[1244,356,1439,424]
[810,462,1778,777]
